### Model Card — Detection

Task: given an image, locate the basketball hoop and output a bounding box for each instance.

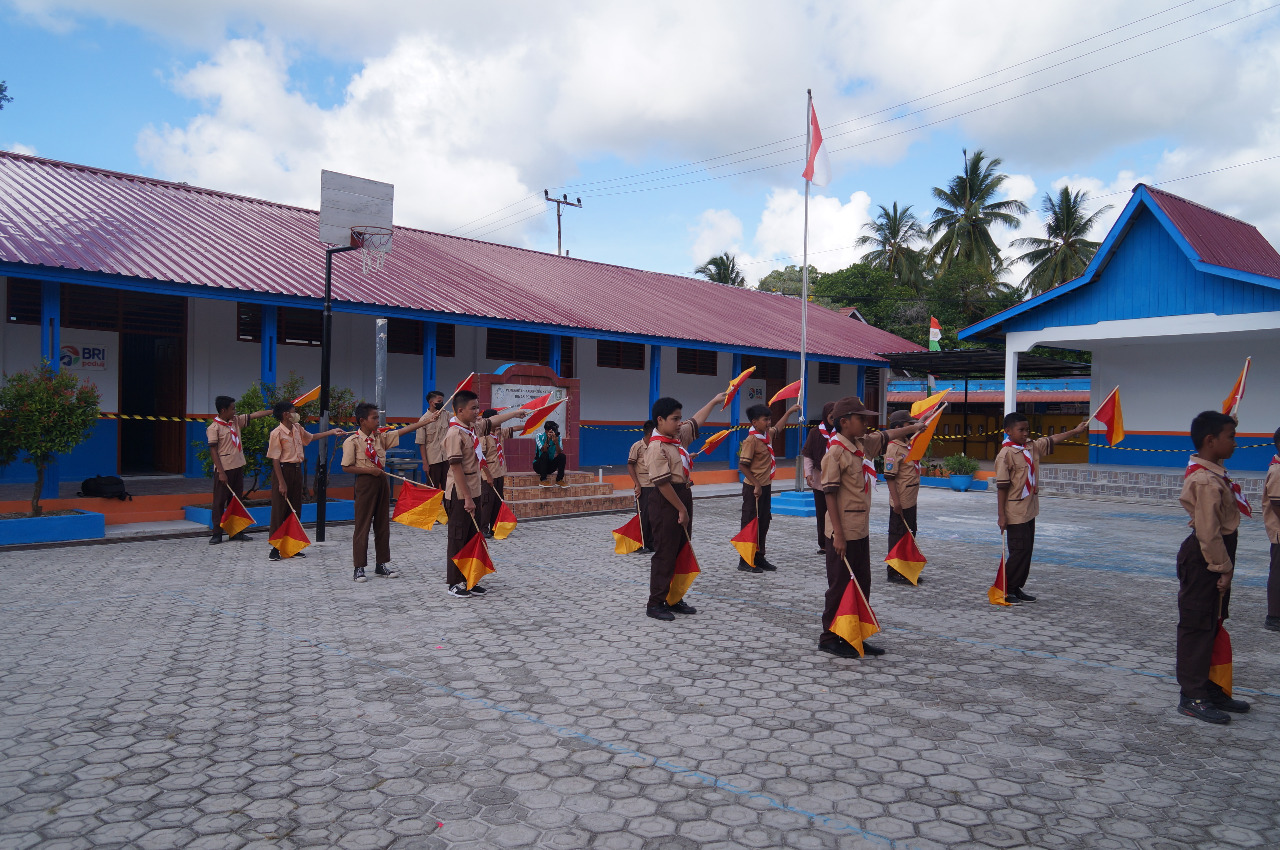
[351,225,393,274]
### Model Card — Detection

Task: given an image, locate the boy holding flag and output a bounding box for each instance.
[627,420,656,554]
[479,408,519,536]
[802,402,837,555]
[1266,426,1280,632]
[207,394,272,545]
[265,400,347,561]
[737,402,800,572]
[883,410,922,584]
[415,390,448,488]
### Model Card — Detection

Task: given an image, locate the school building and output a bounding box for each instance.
[961,183,1280,471]
[0,151,921,493]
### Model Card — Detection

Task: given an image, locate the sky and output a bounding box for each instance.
[2,0,1279,291]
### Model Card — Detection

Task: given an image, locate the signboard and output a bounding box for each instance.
[742,380,766,404]
[60,342,108,371]
[490,384,568,437]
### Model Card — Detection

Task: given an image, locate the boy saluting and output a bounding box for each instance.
[207,394,271,545]
[737,402,800,572]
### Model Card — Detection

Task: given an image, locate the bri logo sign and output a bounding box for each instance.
[60,344,108,371]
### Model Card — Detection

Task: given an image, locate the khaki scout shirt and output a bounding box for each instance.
[1265,459,1280,545]
[882,438,920,510]
[1180,455,1243,571]
[482,426,517,479]
[207,414,250,471]
[821,432,888,541]
[645,420,699,487]
[444,417,495,499]
[266,423,315,464]
[341,429,400,471]
[994,436,1054,525]
[415,410,449,465]
[738,428,777,485]
[627,439,652,488]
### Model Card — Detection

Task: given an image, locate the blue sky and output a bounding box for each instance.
[3,1,1279,289]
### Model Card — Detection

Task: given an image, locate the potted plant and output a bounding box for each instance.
[941,453,979,492]
[0,361,106,543]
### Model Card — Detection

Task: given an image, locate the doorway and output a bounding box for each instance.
[118,295,187,474]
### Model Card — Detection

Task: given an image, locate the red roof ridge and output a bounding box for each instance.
[1140,183,1255,228]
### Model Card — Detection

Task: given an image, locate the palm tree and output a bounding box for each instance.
[856,202,926,292]
[694,252,746,287]
[1012,186,1114,295]
[927,148,1028,274]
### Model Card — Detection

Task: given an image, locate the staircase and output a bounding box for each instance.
[1037,465,1266,507]
[504,471,634,518]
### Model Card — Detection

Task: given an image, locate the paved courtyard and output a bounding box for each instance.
[1,487,1277,850]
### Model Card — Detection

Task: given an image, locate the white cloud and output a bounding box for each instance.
[4,143,39,156]
[689,209,744,268]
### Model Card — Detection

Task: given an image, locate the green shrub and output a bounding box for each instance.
[941,453,979,476]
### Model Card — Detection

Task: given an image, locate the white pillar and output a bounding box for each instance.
[1004,348,1018,415]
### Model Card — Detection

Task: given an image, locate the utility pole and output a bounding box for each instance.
[544,190,582,256]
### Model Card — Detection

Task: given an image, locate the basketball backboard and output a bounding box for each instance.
[319,170,394,247]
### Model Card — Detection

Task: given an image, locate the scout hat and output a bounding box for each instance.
[888,410,916,427]
[831,396,878,421]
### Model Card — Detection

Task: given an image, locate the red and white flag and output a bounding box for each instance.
[802,101,831,187]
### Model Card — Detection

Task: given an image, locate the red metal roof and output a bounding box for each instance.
[0,151,920,363]
[888,391,1089,403]
[1145,185,1280,280]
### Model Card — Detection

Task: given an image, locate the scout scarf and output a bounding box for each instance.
[362,432,384,469]
[819,422,837,448]
[650,433,693,478]
[449,417,488,467]
[494,436,505,469]
[829,436,877,493]
[747,426,776,478]
[1185,458,1252,517]
[213,416,241,450]
[1272,455,1280,467]
[1001,435,1035,498]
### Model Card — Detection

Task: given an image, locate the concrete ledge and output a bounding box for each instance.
[184,499,356,529]
[0,509,106,545]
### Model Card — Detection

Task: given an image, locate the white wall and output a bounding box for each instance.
[577,338,650,421]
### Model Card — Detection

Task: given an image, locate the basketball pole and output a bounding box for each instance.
[317,244,357,542]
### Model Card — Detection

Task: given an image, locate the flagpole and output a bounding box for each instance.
[795,88,812,492]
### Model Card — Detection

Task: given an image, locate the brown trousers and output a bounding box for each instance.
[427,461,448,491]
[481,477,505,534]
[210,466,246,533]
[352,474,391,569]
[269,462,303,536]
[445,495,481,586]
[647,483,692,609]
[887,505,918,578]
[821,535,870,645]
[1176,531,1235,701]
[813,490,827,551]
[1005,519,1035,593]
[1269,542,1280,618]
[740,483,772,555]
[638,487,654,549]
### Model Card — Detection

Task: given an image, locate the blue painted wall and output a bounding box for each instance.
[890,377,1090,393]
[1089,432,1276,472]
[578,425,801,468]
[0,419,118,485]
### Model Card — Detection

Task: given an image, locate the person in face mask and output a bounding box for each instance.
[416,391,449,488]
[265,400,348,561]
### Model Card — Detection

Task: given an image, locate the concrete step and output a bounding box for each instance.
[772,490,817,517]
[507,492,635,519]
[506,482,616,500]
[1037,465,1265,506]
[506,471,597,487]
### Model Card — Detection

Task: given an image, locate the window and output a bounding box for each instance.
[237,302,261,341]
[561,336,575,379]
[239,303,322,346]
[486,328,552,365]
[388,318,423,355]
[817,362,841,384]
[5,278,40,324]
[596,339,645,370]
[675,347,718,376]
[7,279,182,334]
[436,323,456,358]
[740,354,787,381]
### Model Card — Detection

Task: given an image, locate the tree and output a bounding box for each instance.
[694,252,746,287]
[1012,186,1113,295]
[0,361,101,516]
[927,148,1028,275]
[756,264,821,297]
[856,202,926,293]
[0,81,11,111]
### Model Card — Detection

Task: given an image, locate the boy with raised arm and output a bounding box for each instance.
[266,399,346,561]
[416,390,448,488]
[627,420,656,554]
[737,402,800,573]
[883,409,922,584]
[207,394,271,545]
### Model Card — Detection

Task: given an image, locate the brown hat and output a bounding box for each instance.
[888,410,916,427]
[831,396,878,421]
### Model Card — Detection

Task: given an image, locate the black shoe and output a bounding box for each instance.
[1265,616,1280,632]
[1003,593,1022,604]
[1209,693,1251,713]
[861,642,886,657]
[738,559,762,573]
[448,583,471,597]
[636,547,654,555]
[646,605,675,621]
[816,548,826,555]
[668,600,697,615]
[819,640,861,658]
[1178,697,1230,724]
[1012,589,1037,602]
[268,548,281,561]
[293,551,307,558]
[232,532,255,542]
[374,564,400,579]
[755,556,777,572]
[469,585,487,595]
[209,533,224,545]
[353,568,368,583]
[484,531,495,539]
[887,570,910,584]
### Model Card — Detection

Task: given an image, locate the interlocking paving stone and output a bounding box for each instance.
[1,488,1278,848]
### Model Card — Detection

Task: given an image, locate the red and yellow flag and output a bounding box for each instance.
[1209,620,1232,697]
[520,398,566,436]
[520,392,554,410]
[1222,357,1250,417]
[220,496,255,538]
[1093,386,1125,446]
[910,388,949,419]
[830,576,880,656]
[988,549,1011,606]
[612,514,644,554]
[731,519,759,565]
[768,379,802,406]
[697,429,732,456]
[492,501,518,540]
[292,385,321,407]
[906,392,949,464]
[885,530,926,585]
[452,533,495,590]
[392,481,445,531]
[666,541,700,604]
[721,366,757,410]
[268,512,311,558]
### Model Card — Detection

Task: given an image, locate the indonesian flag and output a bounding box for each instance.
[885,530,926,585]
[928,317,942,351]
[1209,620,1233,697]
[292,385,321,407]
[1222,357,1250,417]
[1093,386,1125,446]
[220,494,255,538]
[769,379,802,405]
[520,398,566,436]
[452,533,495,590]
[392,481,445,531]
[830,574,880,656]
[801,100,831,187]
[721,367,757,410]
[697,429,732,456]
[520,392,554,411]
[988,547,1012,606]
[269,512,311,558]
[666,541,700,605]
[731,519,759,566]
[492,501,519,540]
[612,514,644,554]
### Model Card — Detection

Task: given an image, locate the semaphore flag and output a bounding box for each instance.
[666,541,700,605]
[269,512,311,558]
[928,317,942,351]
[697,429,732,456]
[989,547,1012,606]
[293,385,321,407]
[885,530,926,585]
[520,398,565,436]
[731,519,759,565]
[1093,386,1125,446]
[830,574,880,656]
[721,367,757,410]
[1222,357,1250,418]
[220,494,255,538]
[802,100,831,187]
[1209,620,1233,696]
[452,533,494,590]
[492,501,518,540]
[769,379,802,405]
[392,481,445,531]
[520,392,554,411]
[906,391,949,464]
[612,514,644,554]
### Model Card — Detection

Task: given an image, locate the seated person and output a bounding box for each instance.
[533,421,568,487]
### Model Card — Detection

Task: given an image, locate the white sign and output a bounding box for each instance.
[743,380,766,403]
[490,384,568,437]
[60,342,108,371]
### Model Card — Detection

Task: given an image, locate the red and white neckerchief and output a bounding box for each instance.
[829,437,877,493]
[1186,458,1252,518]
[747,426,776,478]
[213,416,241,450]
[650,433,693,478]
[449,417,488,467]
[819,422,837,449]
[1272,455,1280,467]
[1001,435,1035,498]
[362,431,384,469]
[494,435,505,469]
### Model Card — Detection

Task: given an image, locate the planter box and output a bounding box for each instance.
[0,509,106,545]
[184,499,356,529]
[920,476,987,491]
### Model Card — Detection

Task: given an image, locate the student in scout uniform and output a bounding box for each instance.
[533,421,568,486]
[207,394,272,545]
[738,402,800,573]
[626,420,656,554]
[883,409,922,584]
[444,391,529,597]
[341,402,436,583]
[416,390,449,488]
[644,391,727,621]
[1266,426,1280,632]
[265,400,346,561]
[1176,410,1252,723]
[994,412,1089,603]
[479,408,519,537]
[819,397,924,658]
[802,402,837,555]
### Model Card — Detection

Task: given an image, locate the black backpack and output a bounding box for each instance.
[78,475,133,501]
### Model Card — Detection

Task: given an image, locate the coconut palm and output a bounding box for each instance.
[694,252,746,287]
[856,202,926,292]
[1012,186,1114,295]
[927,149,1028,274]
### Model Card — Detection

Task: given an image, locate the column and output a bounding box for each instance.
[260,305,277,388]
[728,352,742,463]
[878,367,890,422]
[549,334,563,377]
[40,281,61,500]
[856,365,865,401]
[422,321,437,410]
[648,345,662,415]
[1003,348,1018,415]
